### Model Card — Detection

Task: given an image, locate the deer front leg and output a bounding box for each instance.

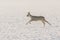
[26,20,32,25]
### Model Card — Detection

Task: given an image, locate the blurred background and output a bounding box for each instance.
[0,0,60,40]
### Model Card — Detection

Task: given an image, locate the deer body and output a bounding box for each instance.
[26,12,51,26]
[30,16,45,21]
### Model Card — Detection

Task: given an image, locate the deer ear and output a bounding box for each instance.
[28,12,30,14]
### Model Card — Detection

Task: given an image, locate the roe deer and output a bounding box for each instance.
[26,12,51,26]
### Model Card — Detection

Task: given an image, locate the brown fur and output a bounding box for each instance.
[26,12,51,26]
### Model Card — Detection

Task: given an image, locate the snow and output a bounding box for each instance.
[0,0,60,40]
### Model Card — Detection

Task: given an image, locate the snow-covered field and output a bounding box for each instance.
[0,0,60,40]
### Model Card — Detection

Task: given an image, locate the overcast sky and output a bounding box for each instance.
[0,0,60,7]
[16,0,60,12]
[0,0,60,17]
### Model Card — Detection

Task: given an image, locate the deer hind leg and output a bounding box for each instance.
[41,20,45,26]
[26,20,32,25]
[44,19,51,25]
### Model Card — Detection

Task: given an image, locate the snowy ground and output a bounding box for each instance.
[0,0,60,40]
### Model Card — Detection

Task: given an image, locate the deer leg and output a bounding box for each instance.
[26,20,32,25]
[41,21,45,26]
[44,19,51,25]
